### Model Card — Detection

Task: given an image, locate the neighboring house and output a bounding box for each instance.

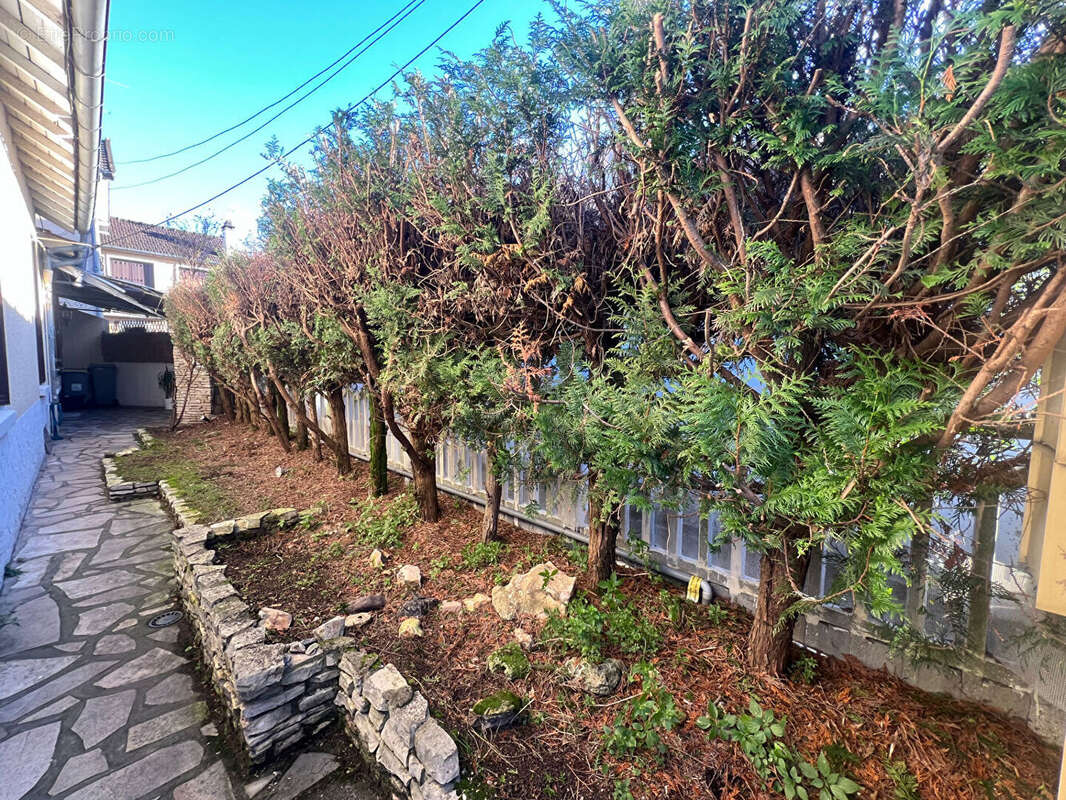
[95,151,230,293]
[0,0,109,587]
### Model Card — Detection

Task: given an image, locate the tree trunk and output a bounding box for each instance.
[219,387,235,421]
[250,370,290,451]
[368,390,388,496]
[587,474,620,586]
[481,441,502,543]
[747,532,814,675]
[295,395,309,450]
[274,384,290,442]
[326,387,352,475]
[966,495,998,656]
[309,395,323,461]
[408,428,440,522]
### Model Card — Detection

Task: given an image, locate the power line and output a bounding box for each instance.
[117,0,424,166]
[100,0,488,252]
[112,0,428,191]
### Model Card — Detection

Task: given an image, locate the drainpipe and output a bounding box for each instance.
[69,0,110,234]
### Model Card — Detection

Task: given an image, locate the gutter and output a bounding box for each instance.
[68,0,109,234]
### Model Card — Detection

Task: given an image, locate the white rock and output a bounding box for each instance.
[396,565,422,590]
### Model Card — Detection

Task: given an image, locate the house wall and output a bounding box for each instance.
[0,104,51,589]
[112,362,169,407]
[58,309,106,368]
[100,250,202,293]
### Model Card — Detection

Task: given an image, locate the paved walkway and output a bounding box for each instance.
[0,410,242,800]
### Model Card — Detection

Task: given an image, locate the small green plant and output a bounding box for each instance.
[602,662,683,760]
[461,540,504,570]
[884,759,920,800]
[612,778,635,800]
[298,504,325,530]
[349,491,418,549]
[790,655,818,685]
[706,602,729,625]
[539,565,559,590]
[294,570,319,589]
[429,555,451,579]
[660,589,684,629]
[697,699,862,800]
[3,563,23,579]
[543,575,660,662]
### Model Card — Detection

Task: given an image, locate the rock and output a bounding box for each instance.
[258,607,292,632]
[491,561,576,621]
[487,643,530,680]
[562,657,625,696]
[287,641,306,655]
[398,618,424,638]
[345,612,374,631]
[313,616,345,640]
[472,690,526,733]
[274,466,288,478]
[381,692,429,756]
[346,594,386,613]
[396,565,422,591]
[397,596,439,619]
[513,628,533,648]
[462,593,491,613]
[414,718,460,785]
[363,664,413,711]
[440,600,462,614]
[369,549,387,568]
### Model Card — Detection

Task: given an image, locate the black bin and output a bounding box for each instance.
[89,363,118,406]
[59,370,91,410]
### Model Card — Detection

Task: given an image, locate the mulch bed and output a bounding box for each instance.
[140,419,1061,800]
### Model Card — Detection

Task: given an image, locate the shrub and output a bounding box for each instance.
[543,575,660,662]
[461,540,504,570]
[349,492,419,549]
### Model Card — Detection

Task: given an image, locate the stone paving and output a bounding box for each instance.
[0,411,372,800]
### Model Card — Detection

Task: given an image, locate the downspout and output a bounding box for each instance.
[68,0,109,235]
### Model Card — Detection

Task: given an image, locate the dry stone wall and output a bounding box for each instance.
[102,428,160,500]
[337,654,461,800]
[170,508,345,763]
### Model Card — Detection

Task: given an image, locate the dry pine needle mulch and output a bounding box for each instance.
[148,419,1061,800]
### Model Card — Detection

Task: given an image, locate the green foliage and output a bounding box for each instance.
[883,759,920,800]
[348,492,419,549]
[706,603,730,626]
[697,700,862,800]
[543,575,660,662]
[460,540,504,570]
[487,643,531,680]
[601,662,683,760]
[789,655,818,685]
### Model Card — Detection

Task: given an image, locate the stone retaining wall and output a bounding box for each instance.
[336,653,461,800]
[171,508,344,763]
[102,428,160,501]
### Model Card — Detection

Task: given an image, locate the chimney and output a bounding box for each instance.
[221,219,235,254]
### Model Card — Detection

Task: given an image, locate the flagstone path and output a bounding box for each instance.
[0,411,376,800]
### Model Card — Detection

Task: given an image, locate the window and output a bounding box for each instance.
[0,280,9,405]
[110,258,154,287]
[33,260,45,384]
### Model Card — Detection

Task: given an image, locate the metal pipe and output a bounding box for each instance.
[69,0,109,233]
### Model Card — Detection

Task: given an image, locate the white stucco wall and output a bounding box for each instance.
[0,104,51,587]
[113,362,169,407]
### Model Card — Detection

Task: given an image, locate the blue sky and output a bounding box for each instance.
[102,0,550,246]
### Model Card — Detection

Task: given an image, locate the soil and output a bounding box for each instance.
[133,419,1062,800]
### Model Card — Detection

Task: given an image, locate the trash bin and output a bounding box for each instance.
[59,369,91,410]
[89,363,118,406]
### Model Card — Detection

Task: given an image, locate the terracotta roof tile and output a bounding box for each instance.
[102,217,224,262]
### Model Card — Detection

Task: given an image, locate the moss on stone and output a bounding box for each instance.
[472,690,524,716]
[487,643,531,680]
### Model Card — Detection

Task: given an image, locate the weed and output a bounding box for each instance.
[348,492,418,549]
[461,540,504,570]
[602,662,683,760]
[660,589,685,629]
[697,699,862,800]
[298,505,326,530]
[790,655,818,685]
[543,574,660,662]
[429,555,451,579]
[706,603,729,625]
[3,563,23,579]
[539,565,558,590]
[884,759,920,800]
[294,571,319,589]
